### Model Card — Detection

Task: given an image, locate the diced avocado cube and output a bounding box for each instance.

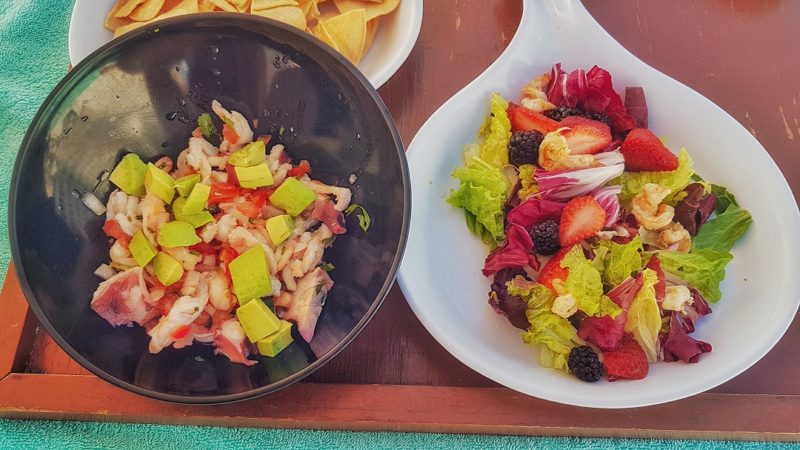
[144,163,175,204]
[183,182,211,214]
[129,231,157,267]
[174,174,201,197]
[229,246,272,304]
[235,163,274,189]
[157,221,201,248]
[154,251,183,286]
[266,214,294,246]
[269,178,316,217]
[235,298,282,342]
[257,320,294,357]
[172,197,214,228]
[228,140,266,167]
[109,153,147,197]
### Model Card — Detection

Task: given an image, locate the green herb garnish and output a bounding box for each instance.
[319,262,335,272]
[197,113,218,139]
[345,204,372,232]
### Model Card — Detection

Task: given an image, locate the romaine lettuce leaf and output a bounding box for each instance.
[710,183,739,214]
[624,268,661,363]
[509,278,583,371]
[692,204,752,253]
[478,93,512,168]
[616,148,694,204]
[448,157,508,243]
[652,249,733,302]
[560,246,605,316]
[603,235,644,286]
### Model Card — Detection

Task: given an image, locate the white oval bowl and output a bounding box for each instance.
[68,0,422,89]
[398,0,800,408]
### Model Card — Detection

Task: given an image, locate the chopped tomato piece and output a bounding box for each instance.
[156,292,180,315]
[287,160,311,178]
[222,124,239,143]
[208,182,240,205]
[192,127,203,138]
[171,325,191,339]
[244,189,270,209]
[219,247,238,277]
[225,164,239,186]
[102,220,130,246]
[236,201,261,218]
[190,242,218,255]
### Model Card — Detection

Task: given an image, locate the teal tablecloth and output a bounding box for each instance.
[0,2,797,448]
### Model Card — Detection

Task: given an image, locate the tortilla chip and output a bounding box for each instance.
[251,5,307,30]
[321,8,365,64]
[113,0,199,37]
[299,0,320,21]
[198,0,215,11]
[105,0,135,31]
[129,0,167,21]
[312,22,340,51]
[251,0,298,10]
[115,0,147,17]
[229,0,251,10]
[362,17,378,57]
[210,0,237,11]
[332,0,397,21]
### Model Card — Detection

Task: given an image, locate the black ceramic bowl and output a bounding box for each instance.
[9,14,408,403]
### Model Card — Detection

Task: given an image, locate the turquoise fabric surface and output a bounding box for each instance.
[0,1,796,448]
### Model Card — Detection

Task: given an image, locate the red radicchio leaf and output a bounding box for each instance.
[683,288,712,332]
[545,64,637,133]
[579,274,645,351]
[483,224,536,276]
[624,87,648,129]
[578,314,626,352]
[506,198,566,229]
[645,255,667,307]
[488,268,531,330]
[674,183,717,236]
[662,311,712,363]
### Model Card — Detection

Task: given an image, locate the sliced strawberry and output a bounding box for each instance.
[558,196,606,247]
[508,103,559,134]
[536,246,572,290]
[560,116,612,155]
[620,128,679,172]
[602,334,649,381]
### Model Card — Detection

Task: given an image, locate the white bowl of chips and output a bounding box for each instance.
[68,0,423,88]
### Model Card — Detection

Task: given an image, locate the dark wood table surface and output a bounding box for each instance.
[307,0,800,391]
[3,0,800,439]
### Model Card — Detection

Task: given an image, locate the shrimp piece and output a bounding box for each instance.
[211,100,253,146]
[148,273,209,353]
[208,154,228,169]
[271,163,290,186]
[215,214,238,242]
[187,137,214,183]
[199,222,218,243]
[140,194,169,246]
[91,267,151,327]
[210,170,229,184]
[303,180,352,212]
[214,319,256,366]
[153,156,174,172]
[267,144,285,169]
[300,225,333,273]
[106,190,142,236]
[175,149,193,178]
[280,267,333,341]
[180,270,204,297]
[208,272,235,312]
[163,246,200,272]
[109,240,137,268]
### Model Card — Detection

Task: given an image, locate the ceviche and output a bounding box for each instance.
[448,64,752,382]
[91,100,359,364]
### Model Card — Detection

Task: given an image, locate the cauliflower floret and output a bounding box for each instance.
[662,285,693,313]
[632,183,674,230]
[658,222,692,253]
[538,129,598,171]
[520,73,556,112]
[551,293,578,318]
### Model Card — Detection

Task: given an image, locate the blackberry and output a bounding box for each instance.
[568,346,603,382]
[508,130,543,167]
[530,219,560,255]
[544,107,611,127]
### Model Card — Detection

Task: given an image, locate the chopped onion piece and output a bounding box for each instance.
[94,263,117,280]
[80,192,107,216]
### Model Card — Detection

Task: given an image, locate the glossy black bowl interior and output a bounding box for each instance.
[9,14,408,403]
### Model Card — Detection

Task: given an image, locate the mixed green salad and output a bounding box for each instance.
[448,64,752,382]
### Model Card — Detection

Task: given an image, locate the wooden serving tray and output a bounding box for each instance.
[3,0,800,441]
